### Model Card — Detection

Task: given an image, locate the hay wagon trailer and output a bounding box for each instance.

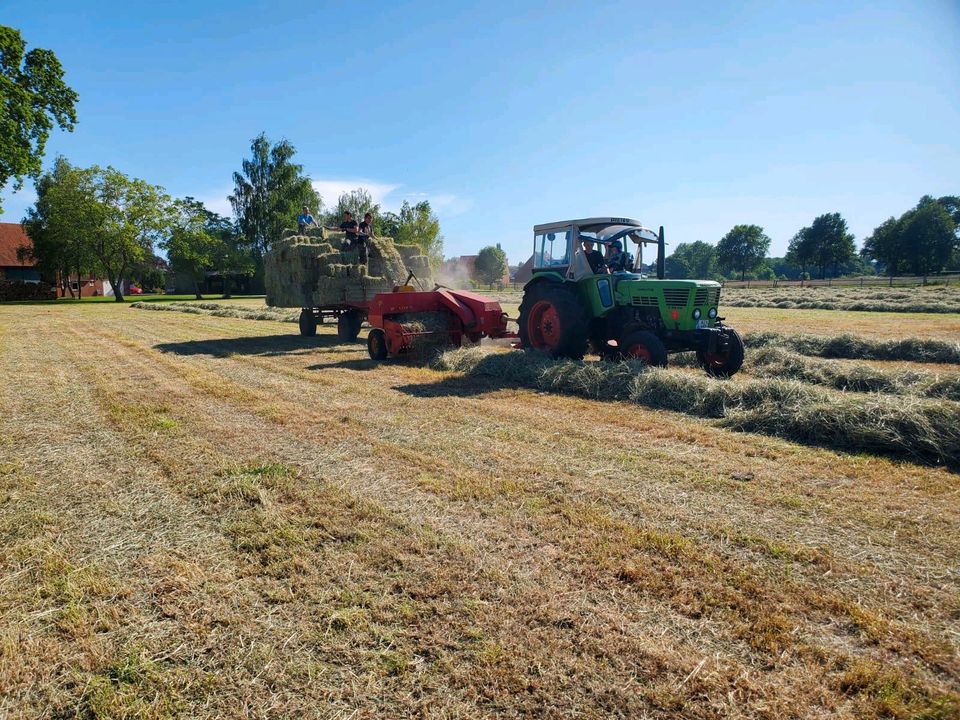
[296,299,370,342]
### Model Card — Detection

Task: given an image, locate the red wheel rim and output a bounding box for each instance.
[624,343,652,363]
[702,351,727,368]
[527,300,562,350]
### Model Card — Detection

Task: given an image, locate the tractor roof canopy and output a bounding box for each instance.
[534,217,642,234]
[534,218,660,245]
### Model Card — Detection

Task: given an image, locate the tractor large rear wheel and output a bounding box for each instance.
[697,328,744,378]
[620,330,668,367]
[518,283,588,359]
[337,310,363,342]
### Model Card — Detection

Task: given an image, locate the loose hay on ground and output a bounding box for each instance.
[434,347,960,467]
[746,331,960,364]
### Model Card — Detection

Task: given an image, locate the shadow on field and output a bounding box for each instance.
[309,357,380,371]
[155,334,345,358]
[396,375,524,398]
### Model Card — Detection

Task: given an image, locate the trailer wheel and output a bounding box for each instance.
[518,283,588,359]
[697,328,744,378]
[620,330,668,367]
[299,309,317,337]
[367,328,388,361]
[337,310,363,342]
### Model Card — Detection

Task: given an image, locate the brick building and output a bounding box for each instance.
[0,222,42,283]
[0,222,106,297]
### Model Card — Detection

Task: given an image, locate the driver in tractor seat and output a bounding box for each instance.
[581,237,605,274]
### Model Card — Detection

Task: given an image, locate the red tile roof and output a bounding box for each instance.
[0,223,35,267]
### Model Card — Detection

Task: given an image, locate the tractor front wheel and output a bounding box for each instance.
[518,284,588,359]
[620,330,668,367]
[697,329,745,378]
[337,310,363,342]
[367,328,388,361]
[299,309,317,337]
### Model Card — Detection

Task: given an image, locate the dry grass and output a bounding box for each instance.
[723,285,960,314]
[1,302,958,718]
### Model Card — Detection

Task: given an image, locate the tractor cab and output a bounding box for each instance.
[532,217,666,280]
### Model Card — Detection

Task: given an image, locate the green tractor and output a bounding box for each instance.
[518,217,744,377]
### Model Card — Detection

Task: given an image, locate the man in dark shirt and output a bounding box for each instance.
[355,212,373,265]
[339,211,359,248]
[581,238,605,274]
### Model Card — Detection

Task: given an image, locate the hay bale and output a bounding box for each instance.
[264,227,432,307]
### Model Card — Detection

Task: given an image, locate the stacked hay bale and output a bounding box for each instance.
[265,228,433,308]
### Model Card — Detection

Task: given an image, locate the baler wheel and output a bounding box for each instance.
[367,328,388,361]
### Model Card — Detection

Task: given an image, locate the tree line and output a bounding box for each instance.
[665,197,959,282]
[18,133,444,300]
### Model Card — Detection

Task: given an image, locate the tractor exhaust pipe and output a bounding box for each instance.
[657,226,665,280]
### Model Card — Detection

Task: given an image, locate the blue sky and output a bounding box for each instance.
[2,0,958,262]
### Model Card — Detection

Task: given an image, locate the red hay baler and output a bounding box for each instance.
[365,286,517,360]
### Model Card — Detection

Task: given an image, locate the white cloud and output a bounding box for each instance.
[189,178,469,222]
[312,179,400,210]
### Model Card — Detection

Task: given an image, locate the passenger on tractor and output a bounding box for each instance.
[604,240,627,272]
[581,238,605,274]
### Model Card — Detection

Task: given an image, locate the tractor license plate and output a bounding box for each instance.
[696,319,708,329]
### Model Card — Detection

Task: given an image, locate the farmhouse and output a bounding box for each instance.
[0,222,106,297]
[0,223,41,283]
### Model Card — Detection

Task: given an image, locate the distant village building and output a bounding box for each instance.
[440,244,511,287]
[0,222,107,297]
[0,223,41,283]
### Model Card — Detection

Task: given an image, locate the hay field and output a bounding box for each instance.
[1,302,959,719]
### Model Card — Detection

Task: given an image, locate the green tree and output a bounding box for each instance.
[164,197,254,299]
[716,225,771,280]
[788,213,855,279]
[89,168,173,302]
[862,196,958,279]
[394,200,443,268]
[21,157,92,296]
[325,188,377,226]
[474,245,508,286]
[664,241,717,279]
[229,133,319,262]
[165,198,222,299]
[0,26,78,212]
[22,161,172,301]
[901,198,956,281]
[377,211,401,239]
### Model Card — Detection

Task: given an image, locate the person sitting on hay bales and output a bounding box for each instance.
[297,206,317,234]
[354,211,374,265]
[339,211,359,249]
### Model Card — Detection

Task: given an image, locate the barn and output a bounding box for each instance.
[0,223,42,283]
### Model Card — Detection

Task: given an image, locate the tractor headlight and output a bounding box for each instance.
[692,308,701,320]
[708,307,718,319]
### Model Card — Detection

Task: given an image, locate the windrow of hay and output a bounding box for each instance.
[130,302,299,323]
[264,228,432,308]
[433,348,960,467]
[747,346,960,400]
[745,331,960,364]
[723,285,960,314]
